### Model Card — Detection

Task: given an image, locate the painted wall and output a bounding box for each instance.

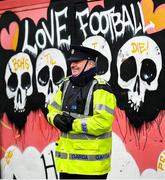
[0,0,165,179]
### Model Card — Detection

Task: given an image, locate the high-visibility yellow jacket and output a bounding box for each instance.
[47,75,116,175]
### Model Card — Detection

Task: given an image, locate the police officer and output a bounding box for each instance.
[47,45,116,179]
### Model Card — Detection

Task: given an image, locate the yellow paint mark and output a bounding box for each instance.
[131,41,149,54]
[12,25,19,51]
[92,42,98,49]
[3,149,15,170]
[43,52,57,65]
[157,150,165,171]
[0,120,12,130]
[15,133,21,139]
[0,146,6,153]
[12,57,30,72]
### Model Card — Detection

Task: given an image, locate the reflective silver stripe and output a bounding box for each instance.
[61,132,68,138]
[69,112,87,119]
[55,152,111,161]
[63,111,87,119]
[81,118,87,133]
[61,132,112,140]
[62,80,70,102]
[55,152,67,159]
[69,153,111,161]
[95,104,114,115]
[84,80,97,116]
[82,80,97,133]
[51,101,61,110]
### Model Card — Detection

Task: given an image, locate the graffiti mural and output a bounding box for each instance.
[0,0,165,179]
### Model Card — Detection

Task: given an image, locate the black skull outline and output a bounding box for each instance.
[117,36,162,112]
[5,52,33,112]
[36,48,67,107]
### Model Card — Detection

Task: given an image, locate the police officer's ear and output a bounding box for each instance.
[96,55,109,75]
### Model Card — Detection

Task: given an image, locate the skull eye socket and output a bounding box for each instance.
[120,56,137,82]
[141,58,156,84]
[38,66,49,86]
[52,66,64,85]
[21,72,31,90]
[8,72,18,92]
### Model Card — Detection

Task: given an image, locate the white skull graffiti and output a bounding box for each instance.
[82,35,112,81]
[5,52,33,112]
[117,36,162,112]
[36,48,67,107]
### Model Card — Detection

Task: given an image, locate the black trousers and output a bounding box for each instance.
[59,173,108,179]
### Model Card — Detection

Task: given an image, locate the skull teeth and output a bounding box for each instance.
[14,108,25,113]
[128,99,139,112]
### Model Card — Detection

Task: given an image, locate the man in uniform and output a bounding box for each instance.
[47,45,116,179]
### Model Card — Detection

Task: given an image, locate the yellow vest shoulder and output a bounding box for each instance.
[63,76,70,82]
[94,75,107,85]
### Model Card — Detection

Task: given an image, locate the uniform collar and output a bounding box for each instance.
[69,67,96,87]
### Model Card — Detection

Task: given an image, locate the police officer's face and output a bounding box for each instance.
[70,59,95,77]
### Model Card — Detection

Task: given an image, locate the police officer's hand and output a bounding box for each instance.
[53,114,67,132]
[53,113,74,132]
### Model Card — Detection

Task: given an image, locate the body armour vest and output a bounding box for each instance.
[62,79,95,115]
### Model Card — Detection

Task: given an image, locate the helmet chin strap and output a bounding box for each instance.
[76,60,89,77]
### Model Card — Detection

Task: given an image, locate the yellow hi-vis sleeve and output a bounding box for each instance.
[47,88,63,126]
[72,88,116,136]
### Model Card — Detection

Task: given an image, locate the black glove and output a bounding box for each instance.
[53,113,74,132]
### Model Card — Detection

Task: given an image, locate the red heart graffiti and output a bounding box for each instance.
[0,21,19,50]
